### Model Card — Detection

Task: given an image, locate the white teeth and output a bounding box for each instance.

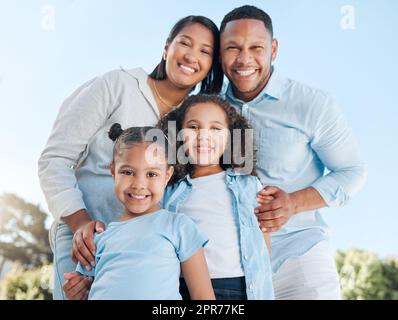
[180,65,195,73]
[130,194,147,199]
[236,69,256,76]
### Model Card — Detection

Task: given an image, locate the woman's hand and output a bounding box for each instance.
[72,220,105,271]
[63,272,93,300]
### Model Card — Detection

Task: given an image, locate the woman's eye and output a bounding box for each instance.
[201,50,211,55]
[180,41,190,47]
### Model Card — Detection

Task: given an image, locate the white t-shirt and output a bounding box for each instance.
[179,171,245,278]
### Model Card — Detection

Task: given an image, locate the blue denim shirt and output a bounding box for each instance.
[224,67,367,272]
[162,169,274,300]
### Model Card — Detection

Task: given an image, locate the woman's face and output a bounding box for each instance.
[182,102,230,167]
[164,23,214,89]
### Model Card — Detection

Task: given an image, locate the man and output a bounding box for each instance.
[220,5,367,299]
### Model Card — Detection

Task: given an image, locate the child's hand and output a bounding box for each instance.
[63,272,93,300]
[72,220,105,271]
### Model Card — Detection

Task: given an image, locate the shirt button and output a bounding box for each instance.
[249,284,254,290]
[244,255,248,260]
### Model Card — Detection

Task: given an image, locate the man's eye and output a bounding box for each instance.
[226,46,239,50]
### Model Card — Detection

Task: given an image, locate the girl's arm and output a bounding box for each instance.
[263,231,271,254]
[180,248,215,300]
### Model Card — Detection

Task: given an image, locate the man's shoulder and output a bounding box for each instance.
[284,76,331,102]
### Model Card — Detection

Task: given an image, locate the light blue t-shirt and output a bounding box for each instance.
[76,209,208,300]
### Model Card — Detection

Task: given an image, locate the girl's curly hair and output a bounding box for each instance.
[157,94,257,185]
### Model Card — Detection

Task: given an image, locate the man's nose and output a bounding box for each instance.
[236,49,253,65]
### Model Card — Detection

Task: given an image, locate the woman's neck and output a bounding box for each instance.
[192,164,224,178]
[148,77,192,116]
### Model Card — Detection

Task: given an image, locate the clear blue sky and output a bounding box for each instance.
[0,0,397,258]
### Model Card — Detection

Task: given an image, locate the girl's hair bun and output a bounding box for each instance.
[108,123,124,142]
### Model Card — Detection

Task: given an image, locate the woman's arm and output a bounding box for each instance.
[180,248,215,300]
[38,75,113,266]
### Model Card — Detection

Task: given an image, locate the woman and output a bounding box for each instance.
[38,15,223,300]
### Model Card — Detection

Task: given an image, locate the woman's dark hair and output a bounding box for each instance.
[220,5,273,37]
[157,94,257,185]
[149,15,223,94]
[108,123,170,165]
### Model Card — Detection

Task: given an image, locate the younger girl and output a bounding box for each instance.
[158,94,274,300]
[76,124,214,300]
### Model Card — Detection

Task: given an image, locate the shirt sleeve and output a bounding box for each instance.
[255,177,263,192]
[76,262,96,277]
[309,95,368,207]
[38,75,114,222]
[173,214,209,262]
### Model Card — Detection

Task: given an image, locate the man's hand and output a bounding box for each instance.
[72,220,105,271]
[63,272,93,300]
[255,186,297,233]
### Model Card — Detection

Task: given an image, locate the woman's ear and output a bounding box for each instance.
[163,42,170,61]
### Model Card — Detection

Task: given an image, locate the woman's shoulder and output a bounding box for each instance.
[101,67,148,88]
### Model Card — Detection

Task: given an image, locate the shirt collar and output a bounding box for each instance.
[183,168,237,185]
[226,66,285,106]
[119,66,160,118]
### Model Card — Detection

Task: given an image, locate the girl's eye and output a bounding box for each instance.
[211,127,222,131]
[121,170,133,176]
[187,125,198,130]
[147,172,158,178]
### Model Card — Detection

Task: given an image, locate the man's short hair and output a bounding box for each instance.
[220,5,273,37]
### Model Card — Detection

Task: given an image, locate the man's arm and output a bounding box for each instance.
[256,95,367,232]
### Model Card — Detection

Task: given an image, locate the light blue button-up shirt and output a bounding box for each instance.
[224,68,367,272]
[162,169,274,300]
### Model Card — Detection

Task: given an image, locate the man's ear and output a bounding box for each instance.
[271,38,278,62]
[165,166,174,185]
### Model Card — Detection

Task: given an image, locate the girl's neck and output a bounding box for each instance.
[148,77,192,116]
[192,164,224,179]
[119,205,161,222]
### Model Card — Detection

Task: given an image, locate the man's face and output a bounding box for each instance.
[220,19,278,102]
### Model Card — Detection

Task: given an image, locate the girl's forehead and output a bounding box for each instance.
[184,103,228,123]
[116,142,167,162]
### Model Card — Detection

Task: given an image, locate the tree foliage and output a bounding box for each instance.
[0,193,52,268]
[336,248,398,300]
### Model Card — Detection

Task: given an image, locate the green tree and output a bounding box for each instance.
[336,248,398,300]
[0,193,52,269]
[0,264,53,300]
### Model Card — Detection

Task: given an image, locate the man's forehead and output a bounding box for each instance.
[221,19,270,39]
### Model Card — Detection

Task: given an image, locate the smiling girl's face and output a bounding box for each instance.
[110,143,173,218]
[182,102,230,170]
